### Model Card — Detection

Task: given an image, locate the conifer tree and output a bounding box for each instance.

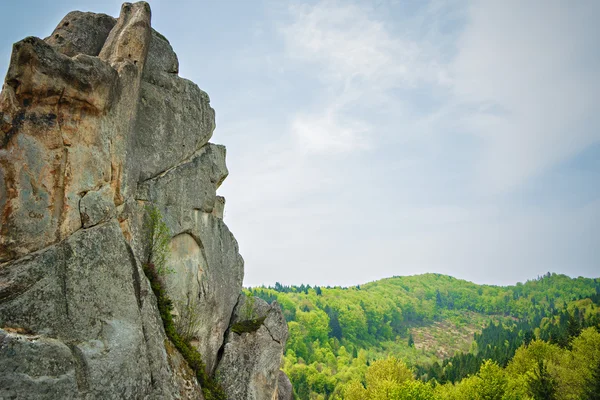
[527,360,556,400]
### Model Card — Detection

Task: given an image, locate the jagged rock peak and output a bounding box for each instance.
[0,3,291,399]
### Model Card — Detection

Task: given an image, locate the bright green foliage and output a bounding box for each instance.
[248,273,600,399]
[473,360,507,400]
[342,380,367,400]
[345,357,434,400]
[145,205,173,275]
[365,356,413,388]
[393,380,437,400]
[588,356,600,400]
[434,360,506,400]
[557,327,600,399]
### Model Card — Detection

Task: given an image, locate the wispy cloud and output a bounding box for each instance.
[278,0,600,191]
[279,0,451,154]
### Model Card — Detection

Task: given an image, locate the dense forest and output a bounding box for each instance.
[248,273,600,399]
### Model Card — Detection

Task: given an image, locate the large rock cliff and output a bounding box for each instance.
[0,3,290,399]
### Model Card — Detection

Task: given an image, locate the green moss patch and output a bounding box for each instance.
[231,316,267,335]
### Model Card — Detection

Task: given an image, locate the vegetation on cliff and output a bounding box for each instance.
[143,206,226,400]
[143,261,227,400]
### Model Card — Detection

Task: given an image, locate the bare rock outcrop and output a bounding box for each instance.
[278,370,294,400]
[0,2,289,399]
[45,11,117,57]
[216,295,289,400]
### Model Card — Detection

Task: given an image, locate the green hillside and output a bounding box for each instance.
[248,273,600,399]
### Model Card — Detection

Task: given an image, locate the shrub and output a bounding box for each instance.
[175,296,203,343]
[143,262,226,400]
[144,205,173,275]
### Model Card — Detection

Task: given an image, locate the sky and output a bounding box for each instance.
[1,0,598,287]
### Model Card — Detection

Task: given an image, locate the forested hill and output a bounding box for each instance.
[248,273,600,399]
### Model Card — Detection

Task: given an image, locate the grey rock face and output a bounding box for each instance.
[45,11,117,57]
[156,209,244,375]
[0,330,79,400]
[144,29,179,76]
[278,370,294,400]
[0,2,286,399]
[213,196,226,219]
[0,222,152,398]
[79,185,115,228]
[134,76,216,183]
[137,143,228,224]
[216,296,289,400]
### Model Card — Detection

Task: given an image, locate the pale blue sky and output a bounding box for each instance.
[1,0,599,287]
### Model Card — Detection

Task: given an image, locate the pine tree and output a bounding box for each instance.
[527,360,556,400]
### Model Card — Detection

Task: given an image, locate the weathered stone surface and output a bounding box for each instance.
[0,222,151,398]
[212,196,225,219]
[99,2,152,71]
[80,185,115,228]
[157,211,244,375]
[216,296,289,400]
[0,2,287,399]
[133,76,216,183]
[0,13,143,261]
[136,253,205,400]
[278,370,294,400]
[0,330,78,400]
[134,142,239,375]
[45,11,116,57]
[3,36,118,112]
[137,143,228,225]
[165,340,205,400]
[144,29,179,76]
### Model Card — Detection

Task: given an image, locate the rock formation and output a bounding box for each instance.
[216,295,289,400]
[0,3,290,399]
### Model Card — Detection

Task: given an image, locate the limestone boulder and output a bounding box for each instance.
[155,211,244,375]
[216,295,289,400]
[0,222,151,398]
[136,143,228,227]
[0,4,145,262]
[144,29,179,76]
[79,185,115,228]
[45,11,116,57]
[278,371,294,400]
[133,76,216,183]
[134,141,240,375]
[0,330,79,400]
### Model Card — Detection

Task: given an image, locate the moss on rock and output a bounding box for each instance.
[231,317,267,335]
